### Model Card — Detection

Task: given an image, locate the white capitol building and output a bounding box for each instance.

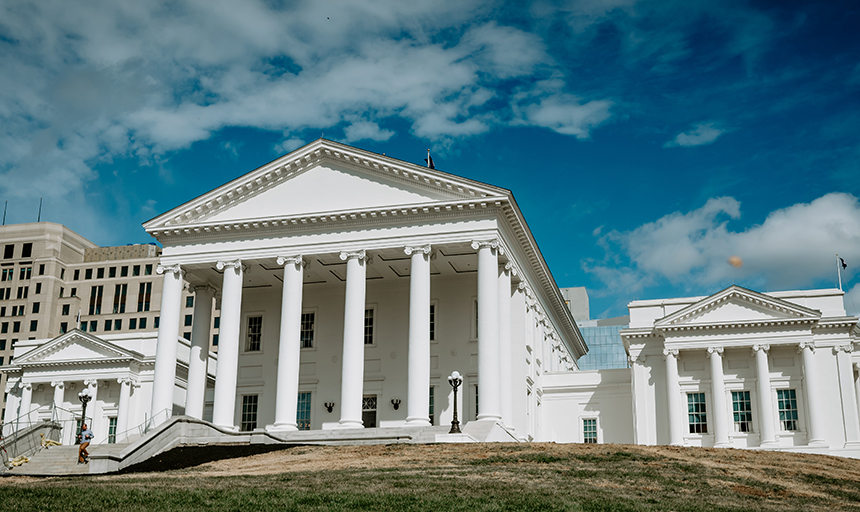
[3,139,859,464]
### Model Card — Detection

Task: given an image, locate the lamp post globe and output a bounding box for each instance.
[78,387,92,441]
[448,371,462,434]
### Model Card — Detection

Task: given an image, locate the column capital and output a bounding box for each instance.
[752,343,770,354]
[339,249,369,262]
[833,343,854,354]
[404,245,432,256]
[471,239,505,255]
[276,255,309,268]
[628,354,645,366]
[796,341,814,353]
[51,381,65,389]
[156,263,185,277]
[117,377,138,386]
[662,348,679,358]
[5,382,15,394]
[503,261,519,277]
[84,378,98,387]
[707,346,724,356]
[216,260,248,273]
[191,283,218,295]
[21,382,32,391]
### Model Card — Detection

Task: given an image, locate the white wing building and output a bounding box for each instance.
[142,138,585,439]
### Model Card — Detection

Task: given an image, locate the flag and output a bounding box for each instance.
[841,257,847,269]
[76,309,81,330]
[425,150,435,169]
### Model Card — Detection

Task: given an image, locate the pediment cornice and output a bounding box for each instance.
[13,330,146,366]
[654,285,820,333]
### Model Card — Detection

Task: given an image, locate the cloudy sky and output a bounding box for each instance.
[1,0,859,318]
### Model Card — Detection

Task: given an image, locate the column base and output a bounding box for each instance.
[405,418,432,427]
[336,420,364,429]
[808,439,829,447]
[759,440,779,448]
[476,414,502,422]
[714,441,731,449]
[266,423,299,433]
[843,441,860,449]
[214,424,238,432]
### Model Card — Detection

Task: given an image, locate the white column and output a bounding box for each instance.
[472,239,502,422]
[51,381,66,425]
[405,245,432,426]
[338,250,368,429]
[212,260,245,430]
[835,344,860,447]
[708,347,730,448]
[798,341,826,445]
[754,344,777,446]
[3,382,19,432]
[498,262,514,428]
[854,363,860,427]
[149,263,185,426]
[84,379,99,438]
[269,256,307,431]
[19,382,33,428]
[116,378,132,443]
[664,348,683,446]
[186,284,215,420]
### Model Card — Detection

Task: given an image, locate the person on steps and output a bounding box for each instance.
[77,424,93,464]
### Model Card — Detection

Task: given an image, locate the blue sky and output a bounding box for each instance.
[1,0,859,318]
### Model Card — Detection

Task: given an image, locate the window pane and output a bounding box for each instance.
[777,389,798,431]
[297,392,312,430]
[364,308,374,345]
[301,312,315,348]
[241,395,259,431]
[246,316,262,351]
[687,392,708,434]
[583,418,598,444]
[731,391,753,433]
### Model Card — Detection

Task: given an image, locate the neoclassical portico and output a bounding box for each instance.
[143,139,585,437]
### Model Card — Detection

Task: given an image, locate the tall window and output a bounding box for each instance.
[132,265,140,276]
[429,386,435,425]
[246,316,262,351]
[297,392,311,430]
[186,296,194,308]
[60,322,68,334]
[85,269,92,280]
[120,266,128,277]
[108,417,117,444]
[241,395,259,431]
[1,269,11,281]
[89,285,103,315]
[363,308,374,345]
[129,318,137,330]
[139,317,147,329]
[362,395,377,428]
[687,392,708,434]
[89,320,97,332]
[3,244,13,259]
[21,243,32,258]
[429,303,436,341]
[583,418,598,444]
[777,389,798,431]
[731,391,753,433]
[184,314,193,327]
[137,282,152,312]
[32,302,39,314]
[97,268,105,279]
[300,312,315,348]
[19,267,31,280]
[109,267,116,278]
[113,284,127,314]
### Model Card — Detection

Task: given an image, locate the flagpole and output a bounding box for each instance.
[427,149,430,168]
[837,253,843,291]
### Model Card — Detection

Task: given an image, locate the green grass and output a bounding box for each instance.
[2,443,860,511]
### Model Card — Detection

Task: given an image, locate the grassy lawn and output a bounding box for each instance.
[3,443,860,511]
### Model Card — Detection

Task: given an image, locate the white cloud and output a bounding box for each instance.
[513,79,613,138]
[273,138,306,155]
[845,283,860,317]
[344,122,395,142]
[665,122,725,147]
[586,193,860,295]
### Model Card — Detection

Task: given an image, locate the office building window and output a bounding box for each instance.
[21,243,32,258]
[777,389,799,431]
[246,316,262,352]
[89,320,97,332]
[732,391,753,433]
[0,323,6,334]
[583,418,598,444]
[300,312,315,348]
[3,245,13,259]
[113,284,127,314]
[38,264,44,276]
[97,268,104,279]
[89,285,103,315]
[212,334,219,346]
[0,339,4,349]
[132,265,140,276]
[184,314,193,327]
[186,296,194,308]
[114,319,122,331]
[364,308,375,345]
[129,318,137,330]
[241,395,258,431]
[34,283,41,294]
[80,322,87,332]
[297,392,311,430]
[70,287,76,297]
[1,288,9,300]
[145,264,153,276]
[109,267,116,278]
[59,287,64,298]
[1,269,10,281]
[183,332,191,340]
[17,286,28,299]
[154,317,159,328]
[139,317,147,329]
[85,269,93,280]
[108,417,117,444]
[60,268,65,280]
[19,267,31,280]
[73,269,80,280]
[214,317,220,329]
[687,392,708,434]
[137,282,152,312]
[60,322,68,334]
[0,307,4,317]
[120,266,128,277]
[13,321,20,333]
[104,320,112,332]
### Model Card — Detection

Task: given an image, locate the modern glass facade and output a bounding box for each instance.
[576,323,629,370]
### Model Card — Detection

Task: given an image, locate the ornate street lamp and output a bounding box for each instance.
[448,371,462,434]
[77,387,92,443]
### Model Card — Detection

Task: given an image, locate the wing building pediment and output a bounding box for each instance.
[13,330,144,367]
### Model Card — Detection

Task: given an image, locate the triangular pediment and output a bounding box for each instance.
[15,330,143,365]
[144,139,508,231]
[655,285,821,329]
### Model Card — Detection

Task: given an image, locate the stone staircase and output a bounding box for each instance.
[5,443,130,476]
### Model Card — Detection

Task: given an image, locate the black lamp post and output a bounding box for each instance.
[77,387,92,443]
[448,371,462,434]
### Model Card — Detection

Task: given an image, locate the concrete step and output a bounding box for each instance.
[5,443,130,476]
